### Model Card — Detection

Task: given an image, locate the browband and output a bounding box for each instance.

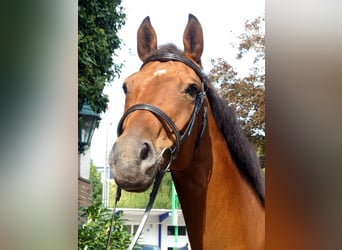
[141,53,207,88]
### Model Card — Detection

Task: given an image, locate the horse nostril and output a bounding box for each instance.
[140,143,150,160]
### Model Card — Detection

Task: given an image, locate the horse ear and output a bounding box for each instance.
[137,16,158,61]
[183,14,203,65]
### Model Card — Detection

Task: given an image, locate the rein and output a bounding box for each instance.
[106,53,207,249]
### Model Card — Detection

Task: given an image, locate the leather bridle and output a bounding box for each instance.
[117,53,208,163]
[106,53,208,250]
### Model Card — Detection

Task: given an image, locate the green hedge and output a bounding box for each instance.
[78,203,131,249]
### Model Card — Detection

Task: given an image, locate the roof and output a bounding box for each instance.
[114,208,185,224]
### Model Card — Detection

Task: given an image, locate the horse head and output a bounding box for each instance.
[109,15,206,192]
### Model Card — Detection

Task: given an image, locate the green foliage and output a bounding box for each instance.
[109,173,173,209]
[89,161,103,206]
[78,203,131,250]
[78,0,126,114]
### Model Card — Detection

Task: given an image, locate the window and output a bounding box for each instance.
[133,225,139,234]
[167,244,189,250]
[167,225,186,236]
[123,224,140,235]
[123,225,131,234]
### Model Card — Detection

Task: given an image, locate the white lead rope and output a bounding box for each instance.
[127,171,165,250]
[106,187,122,250]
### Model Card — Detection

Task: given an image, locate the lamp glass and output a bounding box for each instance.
[78,102,100,153]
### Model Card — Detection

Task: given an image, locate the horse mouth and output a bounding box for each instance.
[113,165,158,192]
[116,179,153,192]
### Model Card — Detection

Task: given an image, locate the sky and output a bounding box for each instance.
[90,0,264,167]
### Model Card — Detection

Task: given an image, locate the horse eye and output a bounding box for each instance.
[184,84,199,98]
[122,83,127,94]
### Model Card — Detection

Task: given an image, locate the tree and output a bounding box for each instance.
[208,15,265,166]
[236,15,265,64]
[78,204,131,249]
[78,0,126,114]
[89,161,103,206]
[110,173,173,209]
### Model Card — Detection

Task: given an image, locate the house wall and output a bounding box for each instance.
[119,209,191,250]
[78,150,92,213]
[78,177,92,208]
[79,150,91,179]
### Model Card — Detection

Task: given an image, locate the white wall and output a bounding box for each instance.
[79,149,91,179]
[119,209,191,250]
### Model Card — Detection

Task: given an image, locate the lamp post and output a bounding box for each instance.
[78,102,101,154]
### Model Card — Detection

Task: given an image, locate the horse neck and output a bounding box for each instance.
[171,109,265,250]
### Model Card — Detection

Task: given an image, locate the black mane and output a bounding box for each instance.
[145,44,265,204]
[206,83,265,204]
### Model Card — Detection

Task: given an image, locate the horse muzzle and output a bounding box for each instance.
[108,136,160,192]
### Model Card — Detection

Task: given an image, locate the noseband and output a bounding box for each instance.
[107,53,207,250]
[117,53,208,164]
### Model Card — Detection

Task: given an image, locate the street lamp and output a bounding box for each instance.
[78,102,101,154]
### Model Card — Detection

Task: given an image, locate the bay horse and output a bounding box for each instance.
[109,14,265,249]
